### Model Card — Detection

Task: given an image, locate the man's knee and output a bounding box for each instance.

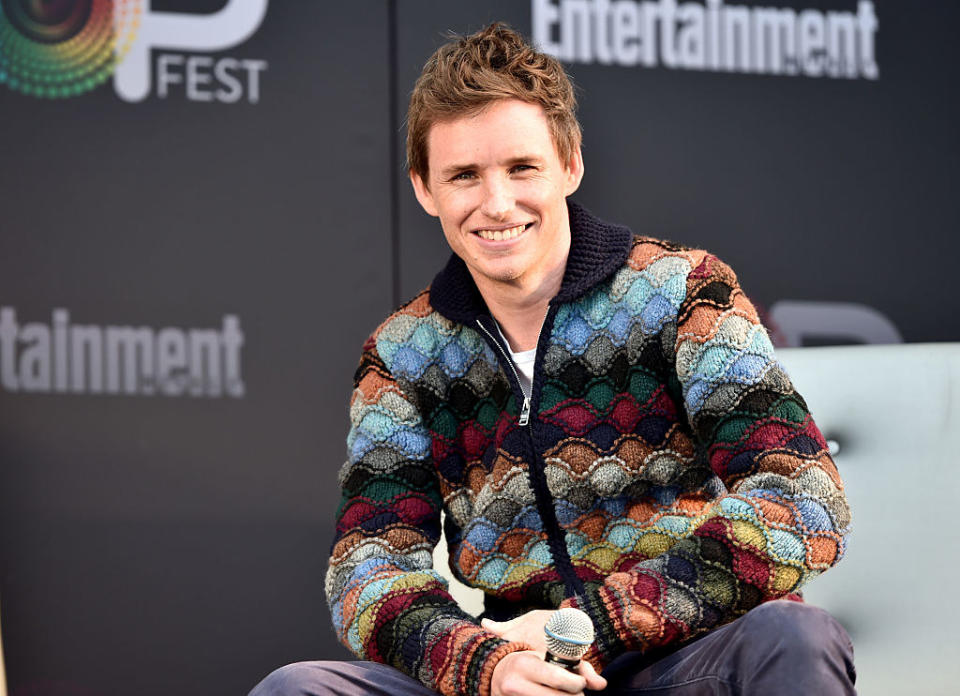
[727,600,856,692]
[739,600,853,662]
[249,660,435,696]
[249,661,330,696]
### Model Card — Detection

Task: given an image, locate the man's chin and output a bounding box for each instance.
[467,261,525,287]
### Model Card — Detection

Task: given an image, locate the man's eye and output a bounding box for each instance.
[452,171,475,181]
[512,164,535,173]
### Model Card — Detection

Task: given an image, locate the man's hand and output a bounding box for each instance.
[484,611,607,695]
[481,610,553,654]
[491,651,607,696]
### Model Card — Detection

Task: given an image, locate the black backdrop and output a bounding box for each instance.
[0,2,957,695]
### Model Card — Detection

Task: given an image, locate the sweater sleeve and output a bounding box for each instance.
[325,339,530,696]
[561,251,851,667]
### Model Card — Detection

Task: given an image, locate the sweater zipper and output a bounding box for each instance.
[475,307,588,603]
[474,306,549,426]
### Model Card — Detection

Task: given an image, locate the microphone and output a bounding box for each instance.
[543,607,594,672]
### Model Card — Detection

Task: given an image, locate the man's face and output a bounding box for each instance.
[411,99,583,295]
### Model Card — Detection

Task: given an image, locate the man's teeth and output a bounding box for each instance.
[476,224,526,241]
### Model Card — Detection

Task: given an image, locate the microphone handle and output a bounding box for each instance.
[544,651,581,672]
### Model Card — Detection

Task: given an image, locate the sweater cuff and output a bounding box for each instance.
[439,629,532,696]
[476,639,534,696]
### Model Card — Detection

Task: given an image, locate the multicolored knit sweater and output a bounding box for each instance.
[326,202,850,696]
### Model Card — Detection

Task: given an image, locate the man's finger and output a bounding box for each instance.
[526,655,588,694]
[576,660,607,691]
[482,616,523,635]
[493,650,587,696]
[481,618,504,634]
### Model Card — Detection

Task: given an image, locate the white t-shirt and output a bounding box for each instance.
[496,323,536,396]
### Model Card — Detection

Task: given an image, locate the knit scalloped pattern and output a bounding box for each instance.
[326,237,850,693]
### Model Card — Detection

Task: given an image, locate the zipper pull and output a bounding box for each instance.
[518,396,531,426]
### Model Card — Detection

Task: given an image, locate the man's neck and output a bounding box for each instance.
[473,255,567,353]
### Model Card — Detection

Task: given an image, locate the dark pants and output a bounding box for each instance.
[249,600,856,695]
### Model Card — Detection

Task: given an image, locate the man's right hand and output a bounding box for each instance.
[491,650,607,696]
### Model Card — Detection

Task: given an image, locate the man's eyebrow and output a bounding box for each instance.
[438,155,543,178]
[503,154,542,165]
[438,163,477,178]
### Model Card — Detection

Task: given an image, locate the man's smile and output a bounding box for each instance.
[473,222,534,241]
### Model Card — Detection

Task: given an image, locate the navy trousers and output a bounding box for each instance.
[249,600,856,695]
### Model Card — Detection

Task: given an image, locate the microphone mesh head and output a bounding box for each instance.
[544,608,594,660]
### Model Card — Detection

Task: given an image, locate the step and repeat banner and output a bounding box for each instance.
[0,1,956,695]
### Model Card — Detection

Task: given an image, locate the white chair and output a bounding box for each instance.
[781,343,960,696]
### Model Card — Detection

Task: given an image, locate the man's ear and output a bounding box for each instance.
[410,169,439,217]
[563,146,585,197]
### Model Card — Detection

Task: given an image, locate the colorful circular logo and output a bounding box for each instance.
[0,0,141,98]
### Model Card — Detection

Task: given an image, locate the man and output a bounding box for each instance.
[252,23,854,696]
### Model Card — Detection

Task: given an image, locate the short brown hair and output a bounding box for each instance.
[406,22,581,181]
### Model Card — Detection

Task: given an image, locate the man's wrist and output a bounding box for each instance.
[475,636,533,696]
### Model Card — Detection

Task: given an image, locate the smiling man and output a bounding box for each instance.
[251,23,855,696]
[410,97,580,352]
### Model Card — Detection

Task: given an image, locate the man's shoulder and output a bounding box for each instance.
[363,289,440,345]
[359,287,470,370]
[620,234,716,274]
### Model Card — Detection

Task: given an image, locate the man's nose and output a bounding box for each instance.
[479,176,513,220]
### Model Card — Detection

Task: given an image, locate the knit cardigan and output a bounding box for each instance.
[326,202,851,696]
